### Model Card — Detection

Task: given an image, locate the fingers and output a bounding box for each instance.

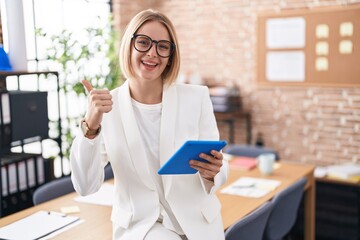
[82,79,93,93]
[82,79,113,129]
[81,79,112,113]
[189,150,224,181]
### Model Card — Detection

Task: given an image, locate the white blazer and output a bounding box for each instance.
[70,81,228,240]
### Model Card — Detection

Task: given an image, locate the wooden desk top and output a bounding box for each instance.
[0,162,315,239]
[219,161,315,229]
[0,190,112,240]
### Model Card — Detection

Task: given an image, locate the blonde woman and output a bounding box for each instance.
[70,9,228,240]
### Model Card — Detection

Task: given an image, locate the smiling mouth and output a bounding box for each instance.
[142,60,158,68]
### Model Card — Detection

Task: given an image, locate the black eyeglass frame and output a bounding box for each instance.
[131,34,176,58]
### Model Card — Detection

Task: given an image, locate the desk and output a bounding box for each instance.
[220,162,315,240]
[313,176,360,239]
[0,162,315,240]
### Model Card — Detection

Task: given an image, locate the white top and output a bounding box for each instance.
[131,99,184,234]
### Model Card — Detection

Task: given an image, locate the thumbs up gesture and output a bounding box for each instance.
[82,80,113,130]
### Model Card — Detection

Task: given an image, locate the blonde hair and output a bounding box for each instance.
[119,9,180,86]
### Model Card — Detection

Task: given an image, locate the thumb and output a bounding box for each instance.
[81,79,93,93]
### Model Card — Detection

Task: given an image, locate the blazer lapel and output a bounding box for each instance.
[117,80,155,190]
[159,84,177,196]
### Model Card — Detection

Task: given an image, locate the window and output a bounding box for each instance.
[0,0,112,177]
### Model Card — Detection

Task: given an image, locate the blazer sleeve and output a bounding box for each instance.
[70,127,108,196]
[198,87,229,194]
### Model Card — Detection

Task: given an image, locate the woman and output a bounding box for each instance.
[70,9,228,240]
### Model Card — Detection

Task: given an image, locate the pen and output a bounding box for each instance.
[48,211,67,217]
[233,184,255,189]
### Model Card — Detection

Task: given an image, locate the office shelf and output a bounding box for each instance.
[0,71,63,217]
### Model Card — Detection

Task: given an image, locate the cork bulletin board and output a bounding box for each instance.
[257,5,360,87]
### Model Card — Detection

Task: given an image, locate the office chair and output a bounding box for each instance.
[263,177,307,240]
[224,144,280,160]
[104,163,114,180]
[32,176,75,205]
[33,164,114,205]
[225,201,274,240]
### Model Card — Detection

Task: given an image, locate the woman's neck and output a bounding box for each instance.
[129,80,163,104]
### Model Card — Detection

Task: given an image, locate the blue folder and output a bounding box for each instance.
[0,45,12,71]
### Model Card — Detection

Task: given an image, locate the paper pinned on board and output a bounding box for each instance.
[340,22,353,37]
[339,40,353,54]
[316,24,329,39]
[266,17,306,49]
[316,42,329,56]
[316,57,329,71]
[266,51,305,82]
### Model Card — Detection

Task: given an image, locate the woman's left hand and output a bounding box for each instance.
[189,150,223,182]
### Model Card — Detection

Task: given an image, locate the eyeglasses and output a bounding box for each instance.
[132,34,175,58]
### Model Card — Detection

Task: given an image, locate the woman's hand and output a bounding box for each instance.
[82,80,113,130]
[189,150,224,182]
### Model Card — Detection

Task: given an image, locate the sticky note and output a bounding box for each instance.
[61,206,81,214]
[340,22,353,37]
[316,42,329,56]
[316,57,328,71]
[339,40,353,54]
[316,24,329,39]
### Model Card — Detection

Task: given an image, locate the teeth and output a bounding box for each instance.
[143,61,157,66]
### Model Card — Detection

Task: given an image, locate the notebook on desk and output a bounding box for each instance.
[229,156,257,171]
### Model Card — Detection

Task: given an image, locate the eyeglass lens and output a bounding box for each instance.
[133,35,174,58]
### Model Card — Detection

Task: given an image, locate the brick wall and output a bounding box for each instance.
[112,0,360,166]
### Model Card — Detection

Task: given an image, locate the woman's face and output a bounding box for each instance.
[131,21,171,84]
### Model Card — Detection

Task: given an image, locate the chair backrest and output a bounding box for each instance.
[104,163,114,180]
[33,165,112,205]
[32,176,75,205]
[225,201,274,240]
[263,177,307,240]
[224,144,280,160]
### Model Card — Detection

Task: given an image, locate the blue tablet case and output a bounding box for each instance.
[158,140,227,175]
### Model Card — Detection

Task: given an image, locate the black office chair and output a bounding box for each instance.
[224,144,280,160]
[225,201,274,240]
[104,163,114,180]
[32,176,75,205]
[263,177,307,240]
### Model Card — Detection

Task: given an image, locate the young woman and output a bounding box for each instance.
[70,9,228,240]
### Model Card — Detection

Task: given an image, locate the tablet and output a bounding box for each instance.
[158,140,227,175]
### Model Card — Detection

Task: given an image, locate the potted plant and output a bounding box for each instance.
[37,17,122,165]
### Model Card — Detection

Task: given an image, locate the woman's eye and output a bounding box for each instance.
[138,40,149,46]
[159,43,170,50]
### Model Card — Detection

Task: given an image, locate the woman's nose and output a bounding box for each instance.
[147,43,158,57]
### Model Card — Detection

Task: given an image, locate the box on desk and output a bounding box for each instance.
[0,153,53,217]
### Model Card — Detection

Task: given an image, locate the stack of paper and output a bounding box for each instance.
[326,163,360,181]
[0,211,80,240]
[221,177,281,198]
